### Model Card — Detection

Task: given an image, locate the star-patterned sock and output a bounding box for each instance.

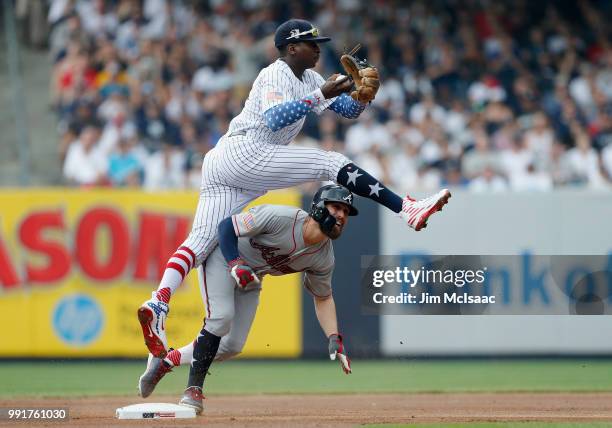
[337,163,402,213]
[187,327,221,388]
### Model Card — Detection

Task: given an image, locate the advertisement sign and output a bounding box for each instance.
[378,191,612,355]
[0,189,302,357]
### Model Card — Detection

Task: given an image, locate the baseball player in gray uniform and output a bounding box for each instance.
[138,18,451,361]
[138,185,358,413]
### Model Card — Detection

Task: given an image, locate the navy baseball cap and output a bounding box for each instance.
[274,19,331,48]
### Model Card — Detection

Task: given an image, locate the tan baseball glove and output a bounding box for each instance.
[340,44,380,104]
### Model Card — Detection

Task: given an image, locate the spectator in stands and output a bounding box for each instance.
[62,123,107,186]
[462,127,499,179]
[564,127,608,188]
[499,135,533,184]
[345,110,392,157]
[48,0,612,193]
[143,143,185,191]
[107,136,143,187]
[469,166,509,193]
[511,163,554,192]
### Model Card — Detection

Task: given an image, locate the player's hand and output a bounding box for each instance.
[320,73,353,99]
[328,333,351,374]
[229,258,261,289]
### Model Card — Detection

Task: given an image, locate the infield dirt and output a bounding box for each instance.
[3,393,612,427]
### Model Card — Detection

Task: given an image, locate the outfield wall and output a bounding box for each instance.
[0,189,303,358]
[378,190,612,356]
[1,188,610,358]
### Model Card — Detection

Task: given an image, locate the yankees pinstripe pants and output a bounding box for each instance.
[182,134,350,266]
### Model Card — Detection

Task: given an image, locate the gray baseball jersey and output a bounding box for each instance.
[195,204,334,353]
[233,204,334,298]
[179,59,350,269]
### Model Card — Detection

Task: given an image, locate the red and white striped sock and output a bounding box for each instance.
[165,348,182,367]
[156,287,171,303]
[155,246,196,303]
[164,341,195,367]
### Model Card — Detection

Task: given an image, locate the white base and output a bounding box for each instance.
[116,403,196,419]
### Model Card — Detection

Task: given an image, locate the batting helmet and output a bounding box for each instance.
[310,184,359,216]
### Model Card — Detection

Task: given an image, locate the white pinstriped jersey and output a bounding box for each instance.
[226,59,335,146]
[181,60,352,268]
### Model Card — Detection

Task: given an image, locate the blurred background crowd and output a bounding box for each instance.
[46,0,612,192]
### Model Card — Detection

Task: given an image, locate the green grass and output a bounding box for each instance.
[366,424,612,428]
[1,359,612,397]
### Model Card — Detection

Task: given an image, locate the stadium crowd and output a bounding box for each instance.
[49,0,612,192]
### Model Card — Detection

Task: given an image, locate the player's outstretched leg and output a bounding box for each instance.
[137,245,196,358]
[179,328,221,414]
[235,143,450,231]
[137,185,261,358]
[138,352,174,398]
[137,342,194,398]
[336,163,451,231]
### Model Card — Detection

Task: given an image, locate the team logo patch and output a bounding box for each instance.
[343,194,353,204]
[266,91,284,102]
[242,213,256,231]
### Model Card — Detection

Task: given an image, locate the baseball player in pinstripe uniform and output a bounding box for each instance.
[137,19,451,360]
[138,185,358,413]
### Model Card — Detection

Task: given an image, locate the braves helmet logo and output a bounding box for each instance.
[342,194,353,204]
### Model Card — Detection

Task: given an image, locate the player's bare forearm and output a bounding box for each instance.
[313,294,338,338]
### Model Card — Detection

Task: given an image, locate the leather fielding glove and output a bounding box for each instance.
[340,44,380,104]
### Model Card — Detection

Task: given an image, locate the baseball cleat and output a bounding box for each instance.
[179,386,204,414]
[137,292,169,358]
[400,189,451,231]
[138,353,173,398]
